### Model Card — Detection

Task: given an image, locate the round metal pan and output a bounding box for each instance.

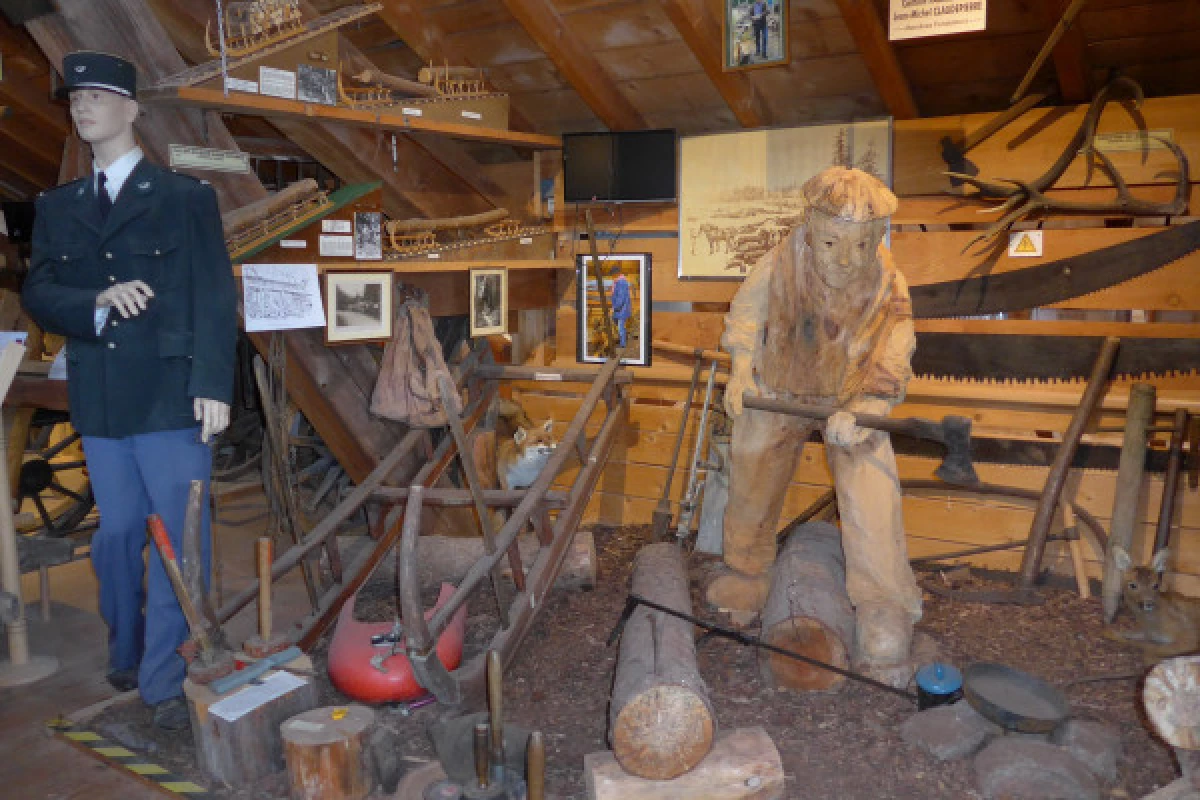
[962,662,1069,734]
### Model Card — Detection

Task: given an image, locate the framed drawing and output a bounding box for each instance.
[723,0,788,71]
[678,119,892,279]
[324,270,393,345]
[576,253,651,367]
[470,267,508,336]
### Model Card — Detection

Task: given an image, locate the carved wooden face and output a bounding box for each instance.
[804,210,887,289]
[69,89,138,147]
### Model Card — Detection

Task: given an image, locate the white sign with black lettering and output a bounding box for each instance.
[280,239,307,249]
[224,77,258,94]
[319,235,355,258]
[322,219,352,234]
[259,66,297,100]
[169,144,250,173]
[889,0,986,40]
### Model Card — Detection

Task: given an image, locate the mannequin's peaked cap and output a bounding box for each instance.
[55,51,138,99]
[802,166,897,222]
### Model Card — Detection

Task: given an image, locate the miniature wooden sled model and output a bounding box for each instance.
[206,0,305,59]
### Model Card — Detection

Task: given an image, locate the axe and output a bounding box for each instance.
[743,394,979,488]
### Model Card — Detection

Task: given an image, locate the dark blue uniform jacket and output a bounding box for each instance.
[22,160,237,439]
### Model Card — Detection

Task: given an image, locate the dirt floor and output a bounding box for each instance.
[82,523,1181,799]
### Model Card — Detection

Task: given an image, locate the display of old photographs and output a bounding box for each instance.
[576,253,651,367]
[354,211,383,261]
[297,63,338,105]
[469,267,508,337]
[325,270,393,345]
[677,119,892,278]
[723,0,788,71]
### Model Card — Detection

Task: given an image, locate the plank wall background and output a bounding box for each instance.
[498,93,1200,594]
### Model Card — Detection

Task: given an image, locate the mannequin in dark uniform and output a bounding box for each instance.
[22,52,236,729]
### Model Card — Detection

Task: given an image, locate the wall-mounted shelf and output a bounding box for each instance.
[142,86,562,150]
[233,259,572,276]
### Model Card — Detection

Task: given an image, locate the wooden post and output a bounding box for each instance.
[282,705,376,800]
[610,542,715,780]
[760,522,856,691]
[586,727,785,800]
[1103,382,1156,622]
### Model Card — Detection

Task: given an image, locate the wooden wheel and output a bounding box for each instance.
[17,411,94,538]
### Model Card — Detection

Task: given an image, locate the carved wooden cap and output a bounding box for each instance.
[803,166,897,222]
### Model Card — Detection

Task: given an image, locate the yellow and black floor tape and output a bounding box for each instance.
[47,716,209,796]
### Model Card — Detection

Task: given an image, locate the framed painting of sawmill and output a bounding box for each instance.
[722,0,788,71]
[576,253,651,366]
[324,270,393,345]
[678,119,892,278]
[469,267,508,337]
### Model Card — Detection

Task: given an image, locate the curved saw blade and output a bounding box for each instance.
[911,220,1200,319]
[913,333,1200,381]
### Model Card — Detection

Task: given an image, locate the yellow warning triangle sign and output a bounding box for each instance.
[1013,233,1038,254]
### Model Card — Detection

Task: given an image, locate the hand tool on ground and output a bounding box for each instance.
[1152,409,1191,560]
[651,352,704,541]
[526,732,545,800]
[743,394,979,488]
[674,358,719,547]
[209,645,303,695]
[147,513,235,683]
[244,536,291,658]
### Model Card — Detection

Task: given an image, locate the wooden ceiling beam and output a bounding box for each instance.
[1046,0,1091,104]
[0,163,41,199]
[0,131,56,188]
[659,0,770,128]
[497,0,646,130]
[834,0,918,120]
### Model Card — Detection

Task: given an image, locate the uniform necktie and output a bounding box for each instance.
[97,172,112,221]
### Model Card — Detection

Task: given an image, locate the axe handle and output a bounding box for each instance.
[147,514,215,657]
[742,395,943,442]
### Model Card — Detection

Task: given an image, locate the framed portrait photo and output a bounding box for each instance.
[576,253,651,367]
[324,270,393,345]
[723,0,788,71]
[469,267,508,337]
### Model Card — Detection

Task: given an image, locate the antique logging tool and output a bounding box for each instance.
[650,352,705,540]
[1010,0,1089,105]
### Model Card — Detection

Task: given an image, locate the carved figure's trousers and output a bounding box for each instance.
[722,405,922,620]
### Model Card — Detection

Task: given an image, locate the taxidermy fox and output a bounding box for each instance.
[1106,546,1200,663]
[496,416,557,491]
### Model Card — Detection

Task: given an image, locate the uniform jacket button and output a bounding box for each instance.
[105,252,114,259]
[107,342,116,349]
[154,249,161,256]
[108,275,116,282]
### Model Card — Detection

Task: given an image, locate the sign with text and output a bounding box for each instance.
[889,0,986,41]
[168,144,250,174]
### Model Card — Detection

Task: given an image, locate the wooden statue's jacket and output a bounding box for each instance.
[22,160,237,439]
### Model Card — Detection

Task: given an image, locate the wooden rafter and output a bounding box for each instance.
[0,114,64,168]
[659,0,770,128]
[0,125,57,187]
[834,0,918,120]
[1046,0,1091,104]
[498,0,646,130]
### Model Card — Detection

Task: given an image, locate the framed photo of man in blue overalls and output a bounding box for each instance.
[722,0,789,71]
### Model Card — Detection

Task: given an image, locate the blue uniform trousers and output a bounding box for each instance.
[83,428,212,705]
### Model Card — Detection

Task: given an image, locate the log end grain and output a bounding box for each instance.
[612,684,716,780]
[282,705,376,800]
[762,617,848,691]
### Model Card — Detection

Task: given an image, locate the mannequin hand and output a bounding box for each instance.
[825,410,870,448]
[724,357,756,418]
[194,398,230,443]
[96,280,154,318]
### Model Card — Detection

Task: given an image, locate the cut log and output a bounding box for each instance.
[610,542,715,780]
[351,69,440,98]
[760,521,855,692]
[585,727,785,800]
[1144,655,1200,750]
[385,208,510,233]
[281,705,376,800]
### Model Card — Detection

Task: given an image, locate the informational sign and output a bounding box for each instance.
[224,76,258,94]
[321,219,352,234]
[169,144,250,174]
[1008,230,1044,258]
[319,234,354,258]
[241,263,326,333]
[280,239,307,249]
[259,66,297,100]
[1093,129,1174,153]
[889,0,986,41]
[209,671,308,722]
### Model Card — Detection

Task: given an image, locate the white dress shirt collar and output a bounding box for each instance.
[94,146,144,202]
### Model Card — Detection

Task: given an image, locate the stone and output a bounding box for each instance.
[1051,718,1122,785]
[974,738,1100,800]
[901,700,999,762]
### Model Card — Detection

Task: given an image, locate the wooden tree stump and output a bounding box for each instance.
[760,521,855,691]
[282,705,376,800]
[610,542,715,780]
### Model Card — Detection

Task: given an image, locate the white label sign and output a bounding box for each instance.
[209,671,308,722]
[319,235,355,258]
[280,239,307,249]
[1007,230,1043,258]
[242,263,326,333]
[889,0,986,41]
[168,144,250,174]
[1093,129,1174,153]
[461,110,482,120]
[259,66,297,100]
[322,219,352,234]
[402,107,423,117]
[224,76,258,94]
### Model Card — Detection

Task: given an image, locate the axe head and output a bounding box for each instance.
[934,415,980,488]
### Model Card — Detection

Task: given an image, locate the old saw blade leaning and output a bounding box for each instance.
[910,220,1200,319]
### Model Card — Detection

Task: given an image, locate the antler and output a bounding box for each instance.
[946,77,1191,253]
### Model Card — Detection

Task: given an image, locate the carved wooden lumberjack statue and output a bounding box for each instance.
[711,166,922,677]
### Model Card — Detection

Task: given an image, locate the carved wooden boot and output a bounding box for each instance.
[704,566,770,621]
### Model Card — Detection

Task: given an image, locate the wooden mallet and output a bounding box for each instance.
[244,536,291,658]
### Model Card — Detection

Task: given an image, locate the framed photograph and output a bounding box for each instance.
[469,267,508,337]
[324,270,393,345]
[297,63,337,105]
[723,0,788,71]
[678,119,892,278]
[354,211,383,261]
[576,253,651,367]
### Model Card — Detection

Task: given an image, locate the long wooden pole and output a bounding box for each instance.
[1010,0,1088,104]
[1102,382,1156,622]
[1152,409,1190,558]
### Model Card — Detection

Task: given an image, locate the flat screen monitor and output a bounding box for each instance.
[562,129,677,204]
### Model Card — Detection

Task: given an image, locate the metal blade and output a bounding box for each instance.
[913,334,1200,381]
[911,221,1200,319]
